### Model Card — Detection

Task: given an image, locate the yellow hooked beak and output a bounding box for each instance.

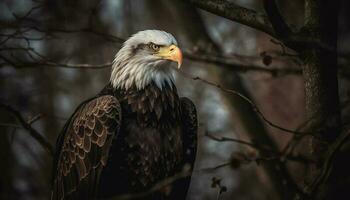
[155,44,183,69]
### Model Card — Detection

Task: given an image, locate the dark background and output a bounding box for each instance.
[1,0,349,199]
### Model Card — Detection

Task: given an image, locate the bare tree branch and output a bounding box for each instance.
[189,0,335,52]
[204,131,313,164]
[0,103,54,156]
[199,162,231,173]
[304,130,350,197]
[178,71,309,135]
[1,45,304,76]
[204,130,268,150]
[184,51,301,76]
[0,50,308,136]
[263,0,292,39]
[30,27,125,43]
[190,0,275,36]
[109,169,192,200]
[0,54,112,69]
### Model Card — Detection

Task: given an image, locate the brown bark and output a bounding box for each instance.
[300,0,342,199]
[190,0,275,36]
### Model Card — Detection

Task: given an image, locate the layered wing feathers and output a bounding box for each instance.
[52,95,121,200]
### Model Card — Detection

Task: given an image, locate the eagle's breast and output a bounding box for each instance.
[99,82,184,194]
[122,122,183,188]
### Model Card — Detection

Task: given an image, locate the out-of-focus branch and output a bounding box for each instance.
[7,59,112,69]
[30,27,125,43]
[109,169,192,200]
[204,131,313,164]
[204,130,269,150]
[0,51,307,136]
[199,162,231,172]
[184,51,301,76]
[190,0,275,36]
[0,53,112,69]
[0,123,22,128]
[200,153,310,173]
[190,0,334,52]
[178,72,308,135]
[1,46,303,76]
[305,130,350,197]
[0,103,54,156]
[263,0,292,39]
[4,50,350,79]
[0,22,125,44]
[210,177,227,200]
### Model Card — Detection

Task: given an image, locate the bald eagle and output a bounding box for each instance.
[51,30,197,200]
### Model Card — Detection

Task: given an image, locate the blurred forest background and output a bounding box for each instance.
[1,0,350,199]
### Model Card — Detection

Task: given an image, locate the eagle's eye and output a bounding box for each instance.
[149,43,160,51]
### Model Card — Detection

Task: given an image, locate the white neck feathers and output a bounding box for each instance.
[110,46,175,90]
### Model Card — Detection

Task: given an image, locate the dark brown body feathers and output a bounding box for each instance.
[51,82,197,200]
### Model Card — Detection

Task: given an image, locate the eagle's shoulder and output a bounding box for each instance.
[180,97,197,134]
[51,95,121,200]
[179,97,197,162]
[180,97,196,121]
[167,97,197,199]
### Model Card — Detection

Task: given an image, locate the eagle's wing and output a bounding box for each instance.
[169,97,198,199]
[180,97,198,168]
[51,95,121,200]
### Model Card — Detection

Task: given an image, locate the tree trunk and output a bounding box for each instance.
[301,0,341,199]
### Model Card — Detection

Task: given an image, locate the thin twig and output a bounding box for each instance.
[179,71,308,135]
[199,162,231,173]
[0,103,54,156]
[0,122,22,128]
[27,113,42,124]
[305,130,350,196]
[184,51,301,76]
[204,131,312,164]
[204,131,269,151]
[109,170,192,200]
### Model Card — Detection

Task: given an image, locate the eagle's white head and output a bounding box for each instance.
[110,30,182,90]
